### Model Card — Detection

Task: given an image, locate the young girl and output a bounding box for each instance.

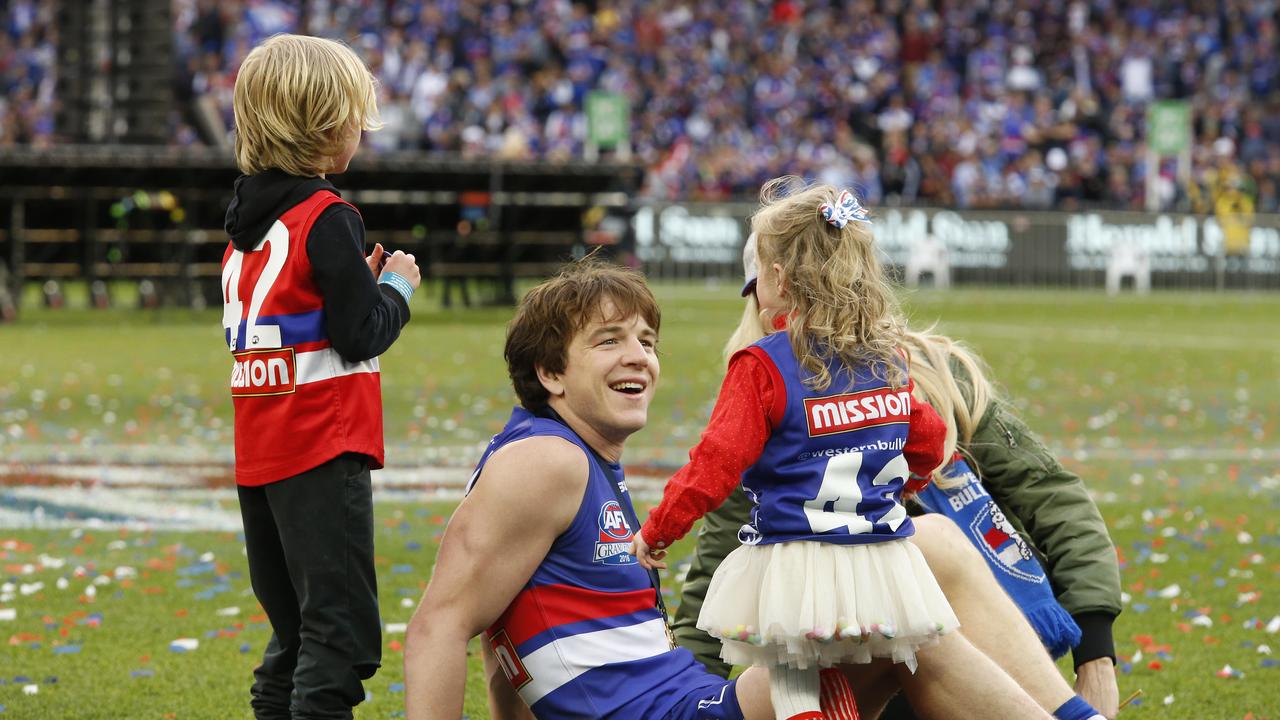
[674,301,1117,720]
[632,180,959,720]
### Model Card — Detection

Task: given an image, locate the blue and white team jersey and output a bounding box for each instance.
[470,407,733,720]
[740,332,916,546]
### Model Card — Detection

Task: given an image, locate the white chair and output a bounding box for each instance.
[1105,241,1150,295]
[905,234,951,289]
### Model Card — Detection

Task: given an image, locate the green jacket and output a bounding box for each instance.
[672,370,1123,677]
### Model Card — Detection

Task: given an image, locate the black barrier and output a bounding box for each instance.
[0,146,642,310]
[6,147,1277,302]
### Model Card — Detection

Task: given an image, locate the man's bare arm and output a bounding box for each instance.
[404,437,587,720]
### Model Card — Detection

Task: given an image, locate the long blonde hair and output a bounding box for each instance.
[234,34,383,177]
[723,294,767,366]
[900,327,994,486]
[752,177,906,390]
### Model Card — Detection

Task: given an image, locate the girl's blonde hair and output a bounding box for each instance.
[900,327,994,487]
[752,177,906,390]
[233,34,383,177]
[723,293,767,367]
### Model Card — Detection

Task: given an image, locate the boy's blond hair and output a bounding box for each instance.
[233,34,382,177]
[752,177,906,391]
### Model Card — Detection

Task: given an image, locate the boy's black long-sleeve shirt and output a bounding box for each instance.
[224,169,409,362]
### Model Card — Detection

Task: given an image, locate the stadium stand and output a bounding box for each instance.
[159,0,1277,212]
[4,1,1280,310]
[1,0,56,147]
[5,1,1278,211]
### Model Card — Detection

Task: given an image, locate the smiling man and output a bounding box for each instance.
[403,260,869,720]
[403,260,1060,720]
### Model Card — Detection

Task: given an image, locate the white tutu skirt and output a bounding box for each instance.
[696,539,959,672]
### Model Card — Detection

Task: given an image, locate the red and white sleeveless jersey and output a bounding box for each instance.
[220,190,384,486]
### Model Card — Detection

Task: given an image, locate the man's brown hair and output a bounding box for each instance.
[505,259,661,410]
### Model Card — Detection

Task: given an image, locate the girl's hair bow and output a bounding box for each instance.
[819,189,871,229]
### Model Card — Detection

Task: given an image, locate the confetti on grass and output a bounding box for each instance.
[1216,664,1245,679]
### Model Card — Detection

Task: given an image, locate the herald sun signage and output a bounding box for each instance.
[1065,214,1280,273]
[633,204,742,263]
[872,209,1012,269]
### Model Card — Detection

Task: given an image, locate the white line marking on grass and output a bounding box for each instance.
[2,442,1276,530]
[905,289,1280,306]
[938,321,1279,352]
[0,486,242,531]
[1063,447,1280,462]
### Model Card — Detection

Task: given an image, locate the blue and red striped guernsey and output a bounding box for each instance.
[473,407,720,719]
[739,331,916,546]
[220,190,384,486]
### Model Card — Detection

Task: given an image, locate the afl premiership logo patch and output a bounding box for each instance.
[594,500,635,564]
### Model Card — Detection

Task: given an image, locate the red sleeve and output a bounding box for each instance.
[902,379,947,480]
[640,351,780,548]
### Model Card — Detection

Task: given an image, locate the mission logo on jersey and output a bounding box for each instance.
[594,500,636,565]
[803,386,912,437]
[230,347,297,397]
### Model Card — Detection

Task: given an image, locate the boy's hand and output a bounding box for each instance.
[380,250,422,289]
[365,243,387,277]
[629,531,667,570]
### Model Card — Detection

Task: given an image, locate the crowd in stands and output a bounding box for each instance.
[0,0,55,148]
[7,0,1280,212]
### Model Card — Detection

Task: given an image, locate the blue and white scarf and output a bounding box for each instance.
[914,457,1081,658]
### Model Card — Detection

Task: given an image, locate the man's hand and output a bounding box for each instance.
[1074,657,1119,718]
[380,249,422,289]
[630,531,667,570]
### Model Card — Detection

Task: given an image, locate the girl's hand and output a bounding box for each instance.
[630,531,668,570]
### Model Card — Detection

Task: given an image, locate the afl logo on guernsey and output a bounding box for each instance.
[230,348,297,397]
[594,501,636,565]
[803,387,912,437]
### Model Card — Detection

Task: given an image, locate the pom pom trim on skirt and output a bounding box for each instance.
[697,538,959,672]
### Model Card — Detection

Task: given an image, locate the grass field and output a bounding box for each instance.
[1,283,1278,718]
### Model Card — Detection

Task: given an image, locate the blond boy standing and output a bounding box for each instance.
[221,34,420,720]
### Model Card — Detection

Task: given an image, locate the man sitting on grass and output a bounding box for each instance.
[403,259,1052,720]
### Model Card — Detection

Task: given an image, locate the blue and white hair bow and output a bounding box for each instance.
[819,189,871,228]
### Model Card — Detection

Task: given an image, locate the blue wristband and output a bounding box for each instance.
[379,270,415,304]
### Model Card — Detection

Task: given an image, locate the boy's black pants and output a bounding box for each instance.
[238,453,381,720]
